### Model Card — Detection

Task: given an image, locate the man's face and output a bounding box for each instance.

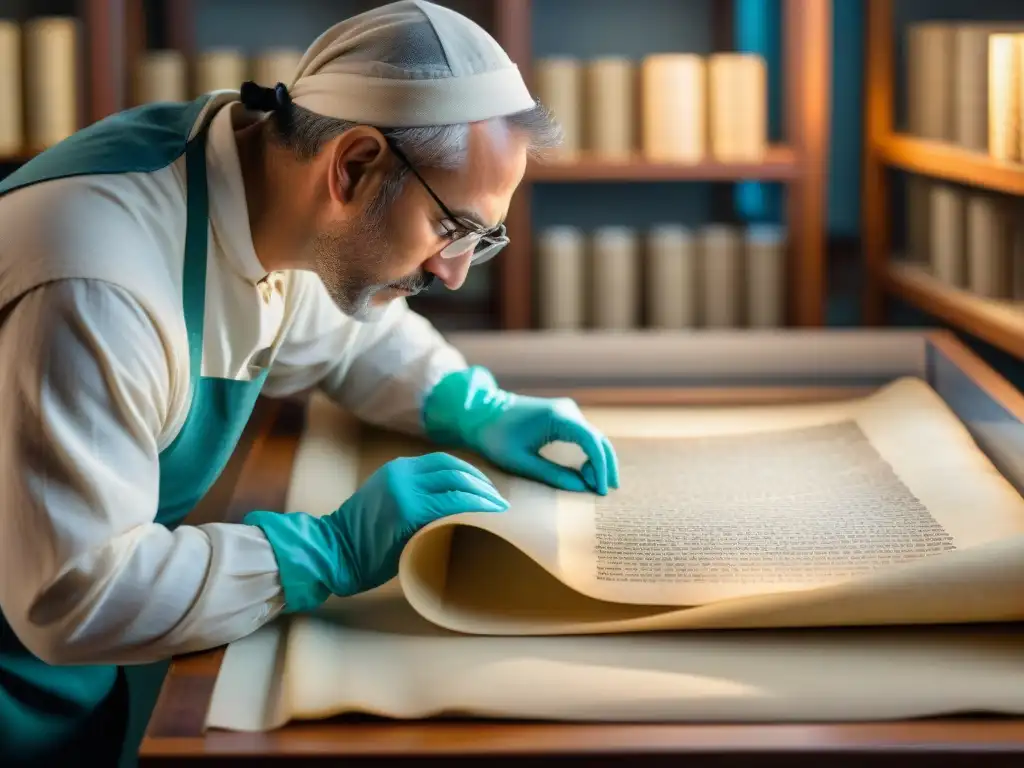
[313,121,528,320]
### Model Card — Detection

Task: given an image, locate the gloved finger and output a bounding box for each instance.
[428,491,508,519]
[513,453,589,493]
[418,468,507,507]
[580,460,602,495]
[550,418,608,495]
[602,435,620,489]
[412,451,492,485]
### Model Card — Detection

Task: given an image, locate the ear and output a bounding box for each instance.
[329,127,390,205]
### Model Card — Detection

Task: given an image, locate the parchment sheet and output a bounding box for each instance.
[207,379,1024,730]
[395,378,1024,634]
[209,579,1024,731]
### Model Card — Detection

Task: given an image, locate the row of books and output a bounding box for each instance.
[133,48,303,107]
[905,22,1023,159]
[0,27,306,157]
[534,54,768,164]
[535,223,786,331]
[0,17,79,154]
[904,22,1024,299]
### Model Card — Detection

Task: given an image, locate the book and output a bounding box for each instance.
[905,23,955,266]
[208,377,1024,730]
[988,32,1022,161]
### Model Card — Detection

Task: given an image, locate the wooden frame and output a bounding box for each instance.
[140,329,1024,766]
[861,0,1024,359]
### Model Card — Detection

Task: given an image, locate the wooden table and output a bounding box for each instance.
[140,378,1024,766]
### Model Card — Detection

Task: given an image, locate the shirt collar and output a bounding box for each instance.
[204,101,269,285]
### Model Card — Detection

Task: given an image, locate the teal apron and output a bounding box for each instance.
[0,96,270,766]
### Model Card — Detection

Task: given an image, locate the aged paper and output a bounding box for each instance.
[396,377,1024,632]
[206,376,1024,730]
[589,425,955,587]
[208,579,1024,731]
[201,378,1024,733]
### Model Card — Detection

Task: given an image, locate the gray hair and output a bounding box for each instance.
[270,101,561,213]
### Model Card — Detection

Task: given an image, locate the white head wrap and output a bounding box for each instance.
[271,0,535,127]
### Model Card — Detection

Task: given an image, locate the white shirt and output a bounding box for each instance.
[0,99,466,666]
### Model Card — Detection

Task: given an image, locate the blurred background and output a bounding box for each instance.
[0,0,1022,388]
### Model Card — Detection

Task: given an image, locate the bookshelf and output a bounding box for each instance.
[500,0,832,330]
[4,0,832,333]
[0,1,125,165]
[876,134,1024,196]
[862,0,1024,358]
[524,146,801,183]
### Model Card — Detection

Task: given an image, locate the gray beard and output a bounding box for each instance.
[311,204,432,322]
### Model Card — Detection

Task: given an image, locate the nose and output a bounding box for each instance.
[425,250,473,291]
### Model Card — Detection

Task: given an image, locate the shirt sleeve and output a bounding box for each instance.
[263,270,467,434]
[0,279,285,667]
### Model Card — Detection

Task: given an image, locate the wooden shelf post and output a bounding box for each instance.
[79,0,128,125]
[783,0,832,327]
[861,0,894,326]
[493,0,533,331]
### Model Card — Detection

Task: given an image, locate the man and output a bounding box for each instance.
[0,1,620,765]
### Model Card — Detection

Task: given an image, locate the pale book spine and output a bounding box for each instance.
[585,58,634,160]
[194,49,247,97]
[640,54,704,163]
[700,224,742,328]
[745,224,786,328]
[707,53,767,162]
[534,58,582,160]
[953,26,991,152]
[906,26,925,137]
[1018,33,1024,159]
[591,227,640,330]
[645,225,696,329]
[134,50,188,105]
[252,49,303,87]
[920,23,955,276]
[917,24,955,140]
[966,192,1015,299]
[0,21,22,156]
[24,17,78,150]
[904,26,930,264]
[536,226,586,331]
[988,34,1020,161]
[929,183,966,287]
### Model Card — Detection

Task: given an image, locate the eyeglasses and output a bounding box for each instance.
[385,137,509,265]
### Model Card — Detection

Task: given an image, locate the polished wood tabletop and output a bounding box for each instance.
[139,363,1024,766]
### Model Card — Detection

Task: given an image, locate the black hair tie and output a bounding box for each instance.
[240,81,291,112]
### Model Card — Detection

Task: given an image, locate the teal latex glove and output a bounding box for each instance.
[423,366,620,495]
[244,452,508,613]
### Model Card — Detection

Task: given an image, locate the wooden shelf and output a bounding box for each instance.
[525,146,799,182]
[875,133,1024,195]
[883,261,1024,358]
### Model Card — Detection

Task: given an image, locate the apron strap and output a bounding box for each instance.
[181,131,209,384]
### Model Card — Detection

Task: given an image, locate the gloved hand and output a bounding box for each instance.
[244,452,508,613]
[422,366,620,495]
